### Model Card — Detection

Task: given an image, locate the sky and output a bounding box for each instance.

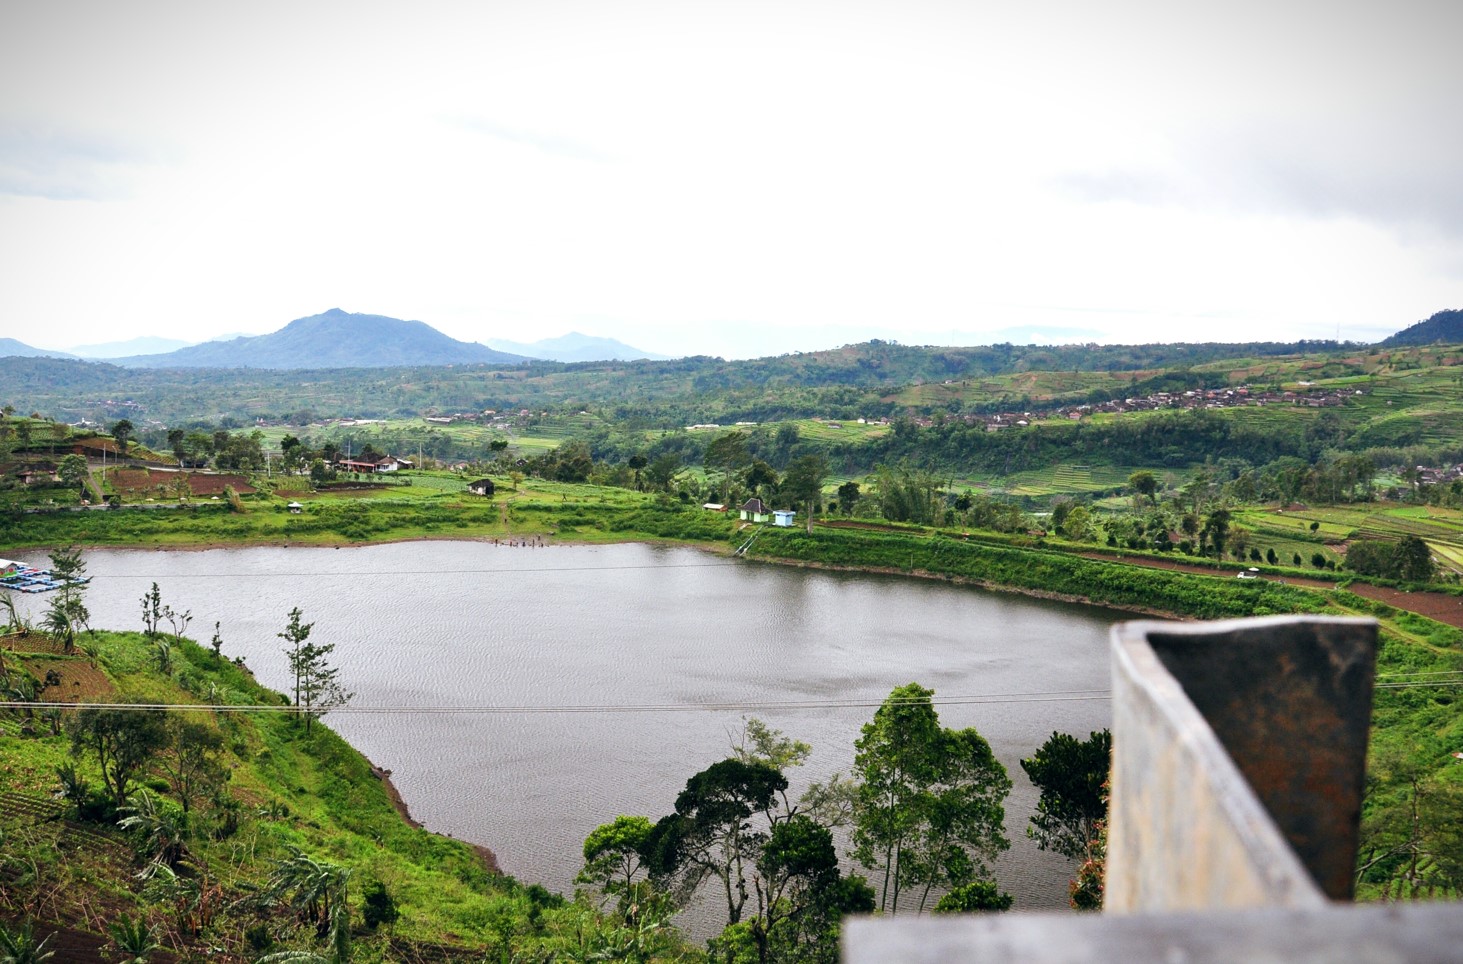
[2,0,1462,360]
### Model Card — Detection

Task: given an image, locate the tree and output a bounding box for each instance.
[851,683,1011,914]
[836,480,861,516]
[155,715,228,815]
[42,547,89,654]
[1127,470,1158,507]
[644,453,683,493]
[67,704,168,809]
[1020,730,1111,862]
[932,880,1012,914]
[56,453,88,491]
[110,418,134,455]
[643,758,787,925]
[781,454,828,533]
[576,815,656,915]
[627,453,649,490]
[1394,535,1435,583]
[278,608,352,735]
[167,428,187,462]
[140,582,163,639]
[704,430,750,504]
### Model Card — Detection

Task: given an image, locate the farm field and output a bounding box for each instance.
[988,463,1136,497]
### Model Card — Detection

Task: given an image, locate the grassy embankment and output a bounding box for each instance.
[0,627,701,959]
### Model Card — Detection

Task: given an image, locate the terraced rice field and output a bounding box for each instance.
[997,463,1134,496]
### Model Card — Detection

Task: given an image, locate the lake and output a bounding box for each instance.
[9,541,1118,918]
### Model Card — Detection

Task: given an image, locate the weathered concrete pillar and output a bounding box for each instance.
[1107,615,1375,910]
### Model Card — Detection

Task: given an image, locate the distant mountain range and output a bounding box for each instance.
[1377,309,1463,348]
[486,332,666,362]
[3,308,1460,370]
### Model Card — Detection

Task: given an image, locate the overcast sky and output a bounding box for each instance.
[3,0,1461,359]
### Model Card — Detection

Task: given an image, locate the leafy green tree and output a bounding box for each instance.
[576,815,656,914]
[110,418,134,454]
[644,452,683,493]
[851,683,1011,914]
[56,453,88,491]
[1394,535,1435,582]
[932,880,1012,913]
[836,480,861,516]
[278,608,352,734]
[118,789,191,869]
[156,715,228,815]
[704,430,751,504]
[140,582,163,639]
[781,454,828,533]
[643,758,786,925]
[1020,730,1111,862]
[42,547,89,654]
[167,428,187,462]
[67,704,168,809]
[1127,470,1158,506]
[627,452,649,490]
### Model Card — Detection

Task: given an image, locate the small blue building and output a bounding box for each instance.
[772,509,796,527]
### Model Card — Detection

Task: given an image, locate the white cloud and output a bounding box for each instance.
[2,0,1462,357]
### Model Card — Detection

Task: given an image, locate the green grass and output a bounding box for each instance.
[0,629,701,958]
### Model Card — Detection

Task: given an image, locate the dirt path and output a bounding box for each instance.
[1078,552,1463,630]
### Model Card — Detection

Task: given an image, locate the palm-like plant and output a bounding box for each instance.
[262,849,353,962]
[0,920,54,964]
[106,914,161,964]
[119,789,191,868]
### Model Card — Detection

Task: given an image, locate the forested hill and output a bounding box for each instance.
[0,336,1400,426]
[109,308,531,369]
[1378,309,1463,347]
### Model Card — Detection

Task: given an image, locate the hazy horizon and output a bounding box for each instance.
[4,1,1461,359]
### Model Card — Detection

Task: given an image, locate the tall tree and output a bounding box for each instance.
[781,454,828,533]
[704,430,751,504]
[851,683,1011,914]
[277,608,352,734]
[67,704,168,809]
[155,715,228,816]
[42,547,89,654]
[1127,470,1159,506]
[1020,729,1112,862]
[643,758,786,925]
[577,815,656,917]
[56,453,88,491]
[110,418,134,455]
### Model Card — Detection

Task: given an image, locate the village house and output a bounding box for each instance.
[336,454,405,473]
[467,478,495,496]
[739,498,770,522]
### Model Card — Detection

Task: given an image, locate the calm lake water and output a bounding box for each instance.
[10,541,1117,917]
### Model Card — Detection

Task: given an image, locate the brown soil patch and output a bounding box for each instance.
[108,468,256,498]
[32,660,115,702]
